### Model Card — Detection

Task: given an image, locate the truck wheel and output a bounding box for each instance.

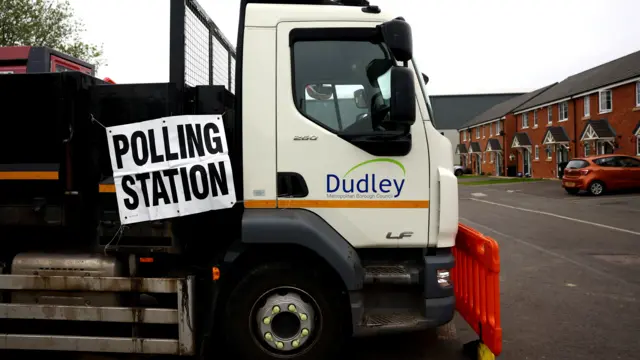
[223,262,346,360]
[454,169,463,177]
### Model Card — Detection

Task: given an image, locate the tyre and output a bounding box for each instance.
[223,262,347,360]
[454,169,463,177]
[564,188,579,195]
[588,181,605,196]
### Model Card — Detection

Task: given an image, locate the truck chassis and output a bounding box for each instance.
[0,275,195,355]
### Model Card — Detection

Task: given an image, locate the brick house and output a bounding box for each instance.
[456,84,555,175]
[635,120,640,155]
[511,49,640,178]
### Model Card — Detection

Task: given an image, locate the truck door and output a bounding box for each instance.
[275,22,430,248]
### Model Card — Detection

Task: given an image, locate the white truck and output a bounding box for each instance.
[0,0,460,359]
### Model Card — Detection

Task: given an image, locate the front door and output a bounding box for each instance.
[556,145,569,178]
[597,141,614,155]
[495,153,502,176]
[522,149,531,175]
[275,22,431,248]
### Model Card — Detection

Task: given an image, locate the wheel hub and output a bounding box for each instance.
[255,291,316,352]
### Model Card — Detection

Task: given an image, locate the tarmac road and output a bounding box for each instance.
[459,180,640,359]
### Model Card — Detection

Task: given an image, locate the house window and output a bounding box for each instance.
[545,145,552,160]
[496,120,501,134]
[636,81,640,106]
[559,102,568,121]
[534,145,539,160]
[533,110,538,127]
[599,90,612,113]
[637,136,640,155]
[476,127,480,139]
[583,96,590,117]
[522,112,529,128]
[584,143,590,157]
[482,126,485,138]
[547,106,553,124]
[483,153,486,163]
[489,123,493,136]
[463,131,466,141]
[490,152,495,163]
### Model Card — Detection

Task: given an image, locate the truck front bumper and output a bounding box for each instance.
[423,248,456,327]
[351,247,456,336]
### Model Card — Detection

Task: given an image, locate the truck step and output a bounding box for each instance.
[363,264,420,285]
[364,312,426,327]
[355,311,429,336]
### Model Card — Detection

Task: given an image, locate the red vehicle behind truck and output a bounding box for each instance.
[562,155,640,196]
[0,46,94,75]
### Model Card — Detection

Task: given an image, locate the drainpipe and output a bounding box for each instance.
[502,124,506,177]
[572,97,578,159]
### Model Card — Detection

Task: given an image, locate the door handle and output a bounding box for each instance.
[277,172,309,198]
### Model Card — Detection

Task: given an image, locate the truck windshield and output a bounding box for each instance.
[292,39,394,134]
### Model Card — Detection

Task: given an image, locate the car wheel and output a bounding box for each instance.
[588,181,605,196]
[223,262,347,360]
[564,188,579,195]
[454,169,463,177]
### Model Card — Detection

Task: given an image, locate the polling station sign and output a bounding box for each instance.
[106,114,236,224]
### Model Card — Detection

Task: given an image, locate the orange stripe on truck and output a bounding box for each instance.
[245,199,429,209]
[86,195,430,209]
[0,171,59,180]
[99,184,116,193]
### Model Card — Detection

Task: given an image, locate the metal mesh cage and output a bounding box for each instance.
[211,35,229,90]
[184,6,210,87]
[229,57,236,94]
[170,0,237,93]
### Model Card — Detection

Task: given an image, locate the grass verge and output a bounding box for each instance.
[459,175,486,179]
[459,178,544,186]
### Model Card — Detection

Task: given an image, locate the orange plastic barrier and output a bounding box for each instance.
[452,223,502,356]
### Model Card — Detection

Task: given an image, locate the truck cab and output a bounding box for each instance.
[238,2,458,248]
[226,1,460,356]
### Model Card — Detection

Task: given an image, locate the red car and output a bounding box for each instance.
[562,155,640,196]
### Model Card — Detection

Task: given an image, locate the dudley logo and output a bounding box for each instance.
[326,158,405,199]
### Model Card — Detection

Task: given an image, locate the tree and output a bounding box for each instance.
[0,0,105,69]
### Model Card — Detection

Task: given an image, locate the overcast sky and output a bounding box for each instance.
[68,0,639,95]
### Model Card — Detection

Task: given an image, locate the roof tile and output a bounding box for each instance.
[514,49,640,112]
[458,83,557,130]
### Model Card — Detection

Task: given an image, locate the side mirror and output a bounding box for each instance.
[422,73,429,85]
[306,84,333,100]
[354,89,367,109]
[389,67,416,126]
[378,19,413,62]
